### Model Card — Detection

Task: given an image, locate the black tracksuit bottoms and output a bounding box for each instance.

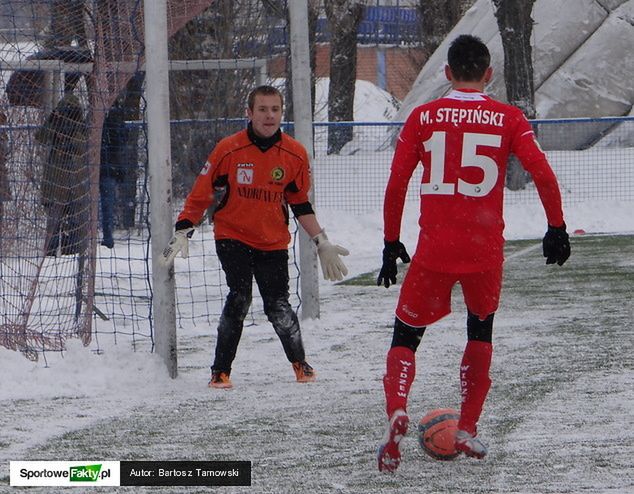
[212,239,306,373]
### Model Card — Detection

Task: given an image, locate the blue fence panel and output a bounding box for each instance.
[314,6,419,44]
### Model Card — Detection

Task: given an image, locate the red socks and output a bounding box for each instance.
[458,340,493,435]
[383,346,416,418]
[383,341,492,432]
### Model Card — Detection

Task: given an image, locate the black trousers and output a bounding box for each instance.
[212,239,306,373]
[44,201,87,255]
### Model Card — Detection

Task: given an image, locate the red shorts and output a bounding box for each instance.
[395,260,503,327]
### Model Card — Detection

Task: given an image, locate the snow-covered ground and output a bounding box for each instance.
[1,230,632,493]
[1,149,633,492]
[1,76,633,492]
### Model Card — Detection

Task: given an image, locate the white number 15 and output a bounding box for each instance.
[420,131,502,197]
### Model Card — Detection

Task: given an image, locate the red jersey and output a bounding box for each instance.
[178,128,311,251]
[384,89,564,273]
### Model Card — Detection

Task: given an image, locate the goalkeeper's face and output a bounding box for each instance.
[247,94,283,138]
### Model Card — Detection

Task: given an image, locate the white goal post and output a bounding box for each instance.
[144,0,177,378]
[289,0,320,320]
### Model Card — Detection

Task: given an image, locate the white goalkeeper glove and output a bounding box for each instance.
[312,230,349,282]
[161,227,194,266]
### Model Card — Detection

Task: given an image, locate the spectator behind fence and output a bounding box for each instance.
[99,98,127,248]
[35,74,89,256]
[0,110,10,247]
[99,74,143,248]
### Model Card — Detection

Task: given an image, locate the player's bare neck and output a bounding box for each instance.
[451,81,486,92]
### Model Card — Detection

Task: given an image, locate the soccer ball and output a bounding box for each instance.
[417,408,460,460]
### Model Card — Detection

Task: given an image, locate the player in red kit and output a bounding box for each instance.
[376,35,571,472]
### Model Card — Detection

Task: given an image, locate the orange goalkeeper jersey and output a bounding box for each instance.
[178,128,311,251]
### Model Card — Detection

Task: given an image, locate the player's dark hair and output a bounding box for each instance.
[247,85,283,110]
[447,34,491,82]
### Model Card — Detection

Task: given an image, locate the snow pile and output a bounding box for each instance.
[396,0,634,128]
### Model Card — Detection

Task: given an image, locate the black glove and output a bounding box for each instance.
[377,239,411,288]
[542,223,570,266]
[175,219,194,232]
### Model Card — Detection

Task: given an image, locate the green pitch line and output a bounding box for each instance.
[337,269,389,286]
[337,234,633,286]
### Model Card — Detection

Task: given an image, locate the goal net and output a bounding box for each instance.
[0,1,296,361]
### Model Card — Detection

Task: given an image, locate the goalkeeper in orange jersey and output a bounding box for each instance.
[162,85,349,389]
[376,35,570,472]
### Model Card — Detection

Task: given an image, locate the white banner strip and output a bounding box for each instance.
[10,461,121,487]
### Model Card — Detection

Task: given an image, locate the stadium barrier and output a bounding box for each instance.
[1,117,633,360]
